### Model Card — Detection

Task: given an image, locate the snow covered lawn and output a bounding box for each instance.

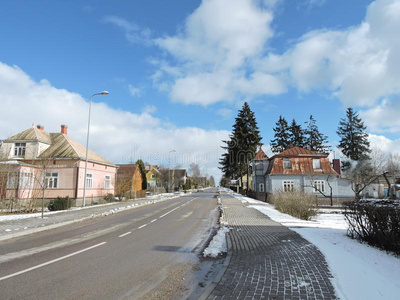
[237,195,400,300]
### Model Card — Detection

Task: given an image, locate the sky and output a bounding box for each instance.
[1,0,400,182]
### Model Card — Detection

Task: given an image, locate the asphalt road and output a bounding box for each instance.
[0,189,220,300]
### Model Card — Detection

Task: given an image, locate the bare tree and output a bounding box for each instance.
[304,175,334,206]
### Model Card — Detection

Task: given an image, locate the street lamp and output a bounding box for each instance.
[168,150,176,193]
[82,91,109,207]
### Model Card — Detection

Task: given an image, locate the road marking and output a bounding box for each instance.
[118,232,131,237]
[138,224,147,229]
[150,219,157,223]
[0,242,107,282]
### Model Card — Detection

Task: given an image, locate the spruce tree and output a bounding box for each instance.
[289,119,305,148]
[136,159,148,190]
[337,107,371,161]
[304,115,330,153]
[270,116,290,153]
[219,102,262,187]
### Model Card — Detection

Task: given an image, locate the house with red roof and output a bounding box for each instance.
[251,146,354,203]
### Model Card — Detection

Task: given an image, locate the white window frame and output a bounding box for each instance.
[20,172,33,189]
[259,183,264,192]
[283,158,291,169]
[14,143,26,157]
[45,172,58,189]
[86,173,93,188]
[313,159,321,169]
[104,175,111,189]
[151,174,156,179]
[283,180,294,192]
[313,180,325,193]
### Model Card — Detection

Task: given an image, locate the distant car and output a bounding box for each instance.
[197,186,204,192]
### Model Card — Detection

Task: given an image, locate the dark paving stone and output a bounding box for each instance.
[207,196,338,300]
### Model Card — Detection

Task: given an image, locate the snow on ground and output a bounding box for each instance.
[0,193,181,222]
[203,226,230,258]
[238,194,400,300]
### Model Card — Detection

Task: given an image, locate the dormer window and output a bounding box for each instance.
[14,143,26,157]
[313,159,321,169]
[283,158,291,169]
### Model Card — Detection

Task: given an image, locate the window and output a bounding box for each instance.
[7,172,18,189]
[14,143,26,157]
[313,180,325,193]
[313,159,321,169]
[259,183,264,192]
[283,158,291,169]
[20,172,33,188]
[283,180,294,192]
[45,172,58,188]
[151,174,156,179]
[105,175,111,189]
[86,173,93,188]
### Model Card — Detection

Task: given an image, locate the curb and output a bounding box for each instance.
[198,195,233,300]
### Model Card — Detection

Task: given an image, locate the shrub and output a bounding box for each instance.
[343,200,400,255]
[271,189,317,220]
[103,193,115,203]
[48,196,70,211]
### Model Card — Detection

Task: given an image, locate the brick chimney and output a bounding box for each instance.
[61,125,68,135]
[37,125,44,130]
[332,159,341,175]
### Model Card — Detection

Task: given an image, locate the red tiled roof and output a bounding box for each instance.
[254,148,268,160]
[273,146,327,158]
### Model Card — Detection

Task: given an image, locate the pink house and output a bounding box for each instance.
[0,125,117,206]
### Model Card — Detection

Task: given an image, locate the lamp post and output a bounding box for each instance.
[168,150,176,193]
[82,91,109,207]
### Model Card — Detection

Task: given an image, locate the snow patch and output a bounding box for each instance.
[203,226,230,258]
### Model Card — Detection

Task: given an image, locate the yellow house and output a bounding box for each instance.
[146,167,161,191]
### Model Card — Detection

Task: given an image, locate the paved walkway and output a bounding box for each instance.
[0,194,180,241]
[206,195,337,300]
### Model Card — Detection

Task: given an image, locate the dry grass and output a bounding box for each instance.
[271,189,317,220]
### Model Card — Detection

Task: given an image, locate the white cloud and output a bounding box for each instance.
[257,0,400,133]
[103,16,152,46]
[368,133,400,155]
[360,97,400,133]
[153,0,282,105]
[128,84,141,96]
[141,104,157,114]
[216,108,234,118]
[0,62,229,181]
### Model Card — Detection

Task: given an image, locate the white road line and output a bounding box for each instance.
[118,232,131,238]
[150,219,157,223]
[0,242,107,282]
[138,224,147,229]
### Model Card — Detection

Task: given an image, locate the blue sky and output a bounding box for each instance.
[1,0,399,180]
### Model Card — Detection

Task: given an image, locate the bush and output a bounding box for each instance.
[343,201,400,254]
[271,189,317,220]
[48,196,71,211]
[103,193,115,203]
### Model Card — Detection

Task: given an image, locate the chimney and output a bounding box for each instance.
[61,125,68,135]
[332,159,341,175]
[37,125,44,130]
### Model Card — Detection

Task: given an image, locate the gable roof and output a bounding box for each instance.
[4,127,115,166]
[254,148,268,160]
[5,127,52,144]
[117,164,140,177]
[173,169,187,178]
[38,133,114,165]
[267,146,337,175]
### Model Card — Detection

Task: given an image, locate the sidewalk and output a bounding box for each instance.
[0,193,181,242]
[206,194,337,300]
